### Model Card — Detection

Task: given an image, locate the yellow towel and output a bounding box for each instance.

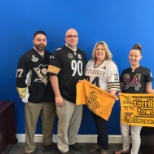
[76,79,116,121]
[120,93,154,127]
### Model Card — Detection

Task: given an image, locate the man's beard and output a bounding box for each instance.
[34,44,46,52]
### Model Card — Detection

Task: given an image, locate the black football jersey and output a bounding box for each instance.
[48,45,86,103]
[120,66,153,93]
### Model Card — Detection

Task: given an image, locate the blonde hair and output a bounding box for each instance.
[92,41,112,61]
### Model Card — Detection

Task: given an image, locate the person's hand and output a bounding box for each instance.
[23,102,28,103]
[114,95,119,101]
[112,94,119,101]
[55,95,64,107]
[78,80,83,83]
[118,92,122,99]
[22,96,29,103]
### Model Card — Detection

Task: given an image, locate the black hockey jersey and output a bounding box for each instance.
[16,49,54,103]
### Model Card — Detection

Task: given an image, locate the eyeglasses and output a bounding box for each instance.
[66,35,78,38]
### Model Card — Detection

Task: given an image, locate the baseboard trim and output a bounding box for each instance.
[16,134,122,143]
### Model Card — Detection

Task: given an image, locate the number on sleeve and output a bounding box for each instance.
[16,69,24,78]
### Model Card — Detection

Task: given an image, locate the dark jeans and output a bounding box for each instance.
[92,112,108,150]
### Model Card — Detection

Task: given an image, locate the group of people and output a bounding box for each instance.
[16,28,154,154]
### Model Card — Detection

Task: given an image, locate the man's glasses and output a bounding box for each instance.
[66,35,78,39]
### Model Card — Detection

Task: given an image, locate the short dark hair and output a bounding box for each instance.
[33,30,46,38]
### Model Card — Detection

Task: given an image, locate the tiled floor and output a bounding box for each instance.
[3,143,122,154]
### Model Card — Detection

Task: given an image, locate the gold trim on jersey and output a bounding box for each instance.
[48,65,60,75]
[17,87,27,98]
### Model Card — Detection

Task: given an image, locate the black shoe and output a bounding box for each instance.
[89,144,101,153]
[43,142,58,150]
[70,143,85,152]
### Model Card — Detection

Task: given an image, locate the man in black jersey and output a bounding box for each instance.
[48,28,86,154]
[16,31,57,154]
